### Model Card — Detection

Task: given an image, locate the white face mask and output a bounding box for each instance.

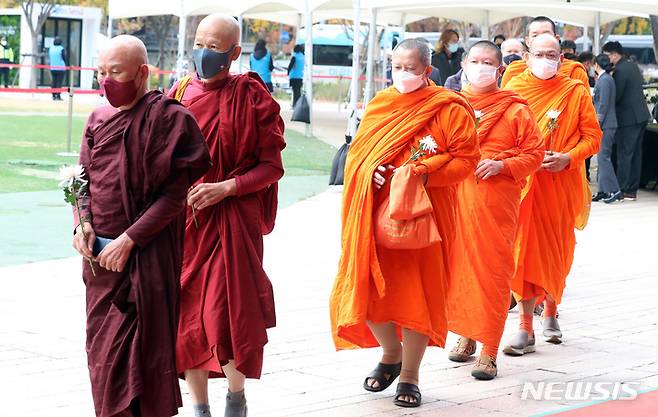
[465,64,499,88]
[530,58,559,80]
[392,70,426,94]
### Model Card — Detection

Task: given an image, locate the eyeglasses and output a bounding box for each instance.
[528,51,560,61]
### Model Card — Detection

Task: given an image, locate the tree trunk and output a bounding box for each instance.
[30,35,39,88]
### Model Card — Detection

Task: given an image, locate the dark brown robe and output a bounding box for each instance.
[75,90,211,417]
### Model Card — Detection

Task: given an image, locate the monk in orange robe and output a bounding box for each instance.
[500,15,590,323]
[501,16,589,89]
[329,38,479,408]
[502,34,601,356]
[446,41,544,380]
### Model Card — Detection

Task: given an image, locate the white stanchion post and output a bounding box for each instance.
[364,8,377,105]
[304,0,314,137]
[348,0,361,138]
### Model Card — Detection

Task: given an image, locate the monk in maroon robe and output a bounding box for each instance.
[72,35,211,417]
[169,14,286,417]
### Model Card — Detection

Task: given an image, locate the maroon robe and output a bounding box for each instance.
[171,73,285,379]
[75,91,211,417]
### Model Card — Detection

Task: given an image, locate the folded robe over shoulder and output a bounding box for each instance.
[329,85,479,350]
[505,70,602,304]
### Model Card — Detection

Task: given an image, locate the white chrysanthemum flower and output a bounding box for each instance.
[474,110,484,119]
[419,135,438,155]
[547,110,561,120]
[58,165,85,187]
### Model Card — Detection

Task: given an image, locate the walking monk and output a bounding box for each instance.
[501,16,589,89]
[330,38,479,408]
[503,34,601,355]
[446,41,544,380]
[71,35,211,417]
[170,13,286,417]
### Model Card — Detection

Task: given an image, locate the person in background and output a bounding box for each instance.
[444,53,467,92]
[591,54,623,204]
[493,34,506,48]
[418,38,442,85]
[602,40,652,201]
[500,39,525,69]
[431,29,464,86]
[48,37,66,101]
[577,50,597,181]
[287,44,305,107]
[0,36,14,88]
[561,39,578,60]
[577,51,596,87]
[250,39,274,93]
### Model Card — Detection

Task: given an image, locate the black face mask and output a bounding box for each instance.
[193,46,234,80]
[503,54,522,66]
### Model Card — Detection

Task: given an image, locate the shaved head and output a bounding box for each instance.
[196,13,241,50]
[467,40,502,66]
[530,33,560,54]
[100,34,148,68]
[501,39,524,57]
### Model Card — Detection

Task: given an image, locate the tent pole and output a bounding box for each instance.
[594,12,601,54]
[482,10,490,41]
[304,0,314,137]
[364,8,377,105]
[176,14,187,78]
[107,16,113,38]
[348,0,362,137]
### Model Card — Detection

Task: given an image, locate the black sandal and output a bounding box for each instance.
[394,382,422,408]
[363,362,402,392]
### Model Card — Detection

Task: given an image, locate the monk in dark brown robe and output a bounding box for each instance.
[72,35,211,417]
[169,14,286,417]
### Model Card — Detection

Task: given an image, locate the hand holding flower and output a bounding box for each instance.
[541,151,571,172]
[188,179,238,211]
[73,221,96,259]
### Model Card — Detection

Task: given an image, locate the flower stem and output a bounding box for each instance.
[191,205,199,229]
[74,197,96,277]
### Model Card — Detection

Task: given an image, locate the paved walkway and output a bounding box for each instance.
[1,186,657,416]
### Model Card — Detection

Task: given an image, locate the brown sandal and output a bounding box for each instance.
[471,355,497,380]
[448,337,477,362]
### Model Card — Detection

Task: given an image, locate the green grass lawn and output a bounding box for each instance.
[0,114,336,193]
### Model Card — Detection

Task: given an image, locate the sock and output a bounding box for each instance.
[193,404,211,417]
[544,300,557,318]
[520,313,533,334]
[481,344,498,359]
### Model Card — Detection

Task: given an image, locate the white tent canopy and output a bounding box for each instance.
[107,0,658,137]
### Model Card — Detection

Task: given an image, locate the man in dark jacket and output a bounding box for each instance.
[603,41,652,200]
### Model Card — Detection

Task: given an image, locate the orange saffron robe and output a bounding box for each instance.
[505,70,602,304]
[501,58,589,90]
[329,85,479,350]
[447,88,544,349]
